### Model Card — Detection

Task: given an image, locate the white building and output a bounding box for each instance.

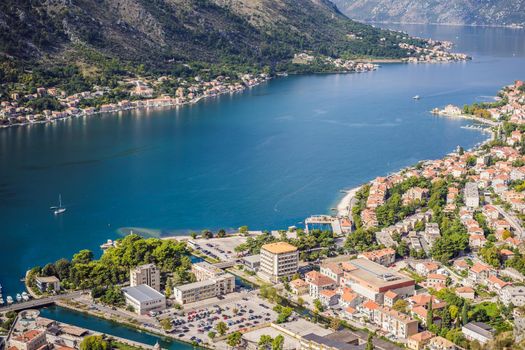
[462,322,495,345]
[173,272,235,305]
[34,276,61,293]
[500,285,525,306]
[257,242,299,283]
[464,182,480,208]
[130,263,161,291]
[122,284,166,315]
[191,261,224,281]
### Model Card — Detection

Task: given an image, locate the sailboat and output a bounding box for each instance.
[51,194,67,215]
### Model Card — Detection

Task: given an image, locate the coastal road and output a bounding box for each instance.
[0,290,85,313]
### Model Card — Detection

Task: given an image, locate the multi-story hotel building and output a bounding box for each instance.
[257,242,299,283]
[130,263,161,291]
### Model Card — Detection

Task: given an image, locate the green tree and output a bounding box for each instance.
[313,299,324,313]
[297,297,305,306]
[208,331,216,339]
[271,335,284,350]
[54,258,71,280]
[392,299,408,313]
[165,278,173,298]
[426,299,434,328]
[72,249,94,265]
[396,240,409,257]
[226,331,242,348]
[258,335,273,349]
[160,318,172,331]
[100,286,125,306]
[330,317,341,331]
[80,336,109,350]
[216,321,228,336]
[365,334,374,350]
[449,305,459,323]
[461,303,469,325]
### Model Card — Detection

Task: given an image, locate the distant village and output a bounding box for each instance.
[0,36,471,129]
[0,74,269,128]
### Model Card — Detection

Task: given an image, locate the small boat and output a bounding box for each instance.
[22,291,29,301]
[6,296,13,305]
[16,293,22,302]
[0,297,4,305]
[413,95,420,100]
[50,194,67,215]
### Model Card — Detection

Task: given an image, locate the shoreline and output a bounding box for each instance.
[365,20,524,29]
[0,80,267,130]
[53,300,207,349]
[333,108,496,221]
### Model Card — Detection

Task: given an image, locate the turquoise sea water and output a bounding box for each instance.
[1,25,524,297]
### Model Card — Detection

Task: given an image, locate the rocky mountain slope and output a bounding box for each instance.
[332,0,525,26]
[0,0,420,68]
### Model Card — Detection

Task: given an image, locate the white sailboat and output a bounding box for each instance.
[51,194,67,215]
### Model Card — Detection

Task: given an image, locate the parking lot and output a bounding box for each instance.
[191,235,249,261]
[165,293,278,346]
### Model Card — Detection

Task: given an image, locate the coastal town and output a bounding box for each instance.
[1,80,525,350]
[0,38,469,129]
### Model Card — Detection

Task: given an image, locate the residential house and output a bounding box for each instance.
[407,331,434,350]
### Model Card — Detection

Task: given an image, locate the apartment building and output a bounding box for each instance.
[464,182,480,208]
[371,305,419,339]
[191,261,224,281]
[173,272,235,305]
[358,248,396,267]
[130,263,161,291]
[257,242,299,283]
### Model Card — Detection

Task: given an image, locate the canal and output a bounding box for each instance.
[40,305,200,350]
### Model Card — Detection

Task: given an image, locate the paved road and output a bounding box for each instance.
[0,291,84,313]
[493,204,525,239]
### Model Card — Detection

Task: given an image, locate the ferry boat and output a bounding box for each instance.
[51,194,67,215]
[16,293,22,302]
[6,296,13,305]
[22,291,29,301]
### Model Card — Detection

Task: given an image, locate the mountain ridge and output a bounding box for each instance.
[0,0,421,68]
[332,0,525,27]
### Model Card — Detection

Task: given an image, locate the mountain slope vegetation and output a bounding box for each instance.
[0,0,422,67]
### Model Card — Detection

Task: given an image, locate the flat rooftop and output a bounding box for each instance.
[122,284,165,302]
[261,241,297,254]
[344,258,414,291]
[174,273,235,292]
